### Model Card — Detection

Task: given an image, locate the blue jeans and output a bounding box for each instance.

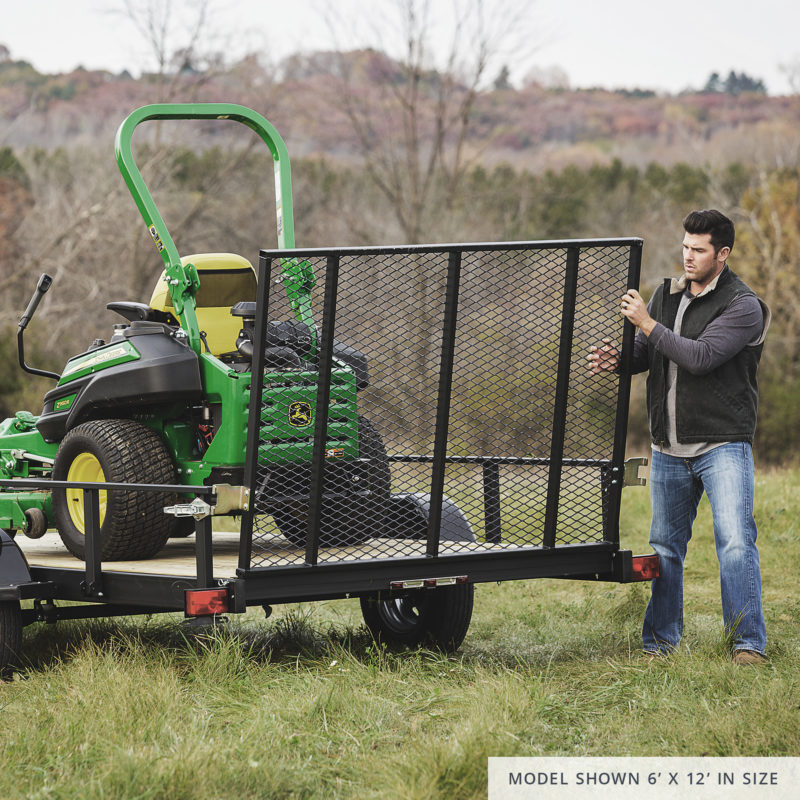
[642,443,766,655]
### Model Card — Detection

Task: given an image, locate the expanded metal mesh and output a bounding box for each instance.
[244,241,636,569]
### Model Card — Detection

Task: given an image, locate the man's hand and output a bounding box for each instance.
[620,289,656,335]
[587,338,619,374]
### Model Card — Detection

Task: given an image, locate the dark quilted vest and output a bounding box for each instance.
[646,266,763,445]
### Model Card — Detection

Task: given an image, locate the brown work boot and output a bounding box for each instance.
[732,649,766,666]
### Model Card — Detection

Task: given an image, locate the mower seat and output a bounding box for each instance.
[148,253,258,356]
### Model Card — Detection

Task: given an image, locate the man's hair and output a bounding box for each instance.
[682,209,735,254]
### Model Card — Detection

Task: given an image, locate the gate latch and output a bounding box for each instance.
[623,457,649,487]
[163,498,213,519]
[164,486,249,520]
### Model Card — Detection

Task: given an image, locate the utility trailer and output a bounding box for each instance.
[1,237,656,668]
[0,105,657,671]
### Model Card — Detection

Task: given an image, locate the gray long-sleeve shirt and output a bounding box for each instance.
[631,288,765,457]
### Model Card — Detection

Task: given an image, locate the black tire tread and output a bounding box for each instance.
[272,415,390,547]
[427,584,475,651]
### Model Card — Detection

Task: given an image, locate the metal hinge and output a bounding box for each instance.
[211,484,250,514]
[623,457,649,487]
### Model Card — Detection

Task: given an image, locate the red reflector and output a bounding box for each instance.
[185,588,229,616]
[630,554,660,581]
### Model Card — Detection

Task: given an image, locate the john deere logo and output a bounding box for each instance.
[288,401,313,428]
[54,395,76,412]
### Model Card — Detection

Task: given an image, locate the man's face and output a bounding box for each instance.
[682,232,729,292]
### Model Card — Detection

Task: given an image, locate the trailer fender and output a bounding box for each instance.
[387,493,476,542]
[0,529,32,599]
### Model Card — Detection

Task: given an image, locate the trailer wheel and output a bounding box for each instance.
[52,419,177,561]
[360,583,474,652]
[272,416,390,548]
[0,600,23,677]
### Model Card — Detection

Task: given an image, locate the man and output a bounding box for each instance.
[589,209,770,665]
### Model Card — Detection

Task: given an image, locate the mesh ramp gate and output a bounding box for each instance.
[239,240,641,572]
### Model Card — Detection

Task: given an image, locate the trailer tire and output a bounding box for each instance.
[272,416,390,548]
[360,583,474,652]
[0,600,23,677]
[52,419,177,561]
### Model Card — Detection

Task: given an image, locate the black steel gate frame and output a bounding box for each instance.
[238,238,643,596]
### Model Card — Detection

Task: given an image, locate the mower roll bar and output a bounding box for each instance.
[114,103,298,352]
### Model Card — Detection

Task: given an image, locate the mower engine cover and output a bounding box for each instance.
[37,321,202,442]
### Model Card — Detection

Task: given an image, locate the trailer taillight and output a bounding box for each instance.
[630,554,659,581]
[185,587,229,616]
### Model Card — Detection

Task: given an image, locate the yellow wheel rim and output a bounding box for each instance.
[65,453,107,535]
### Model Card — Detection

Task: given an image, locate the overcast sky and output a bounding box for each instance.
[3,0,799,95]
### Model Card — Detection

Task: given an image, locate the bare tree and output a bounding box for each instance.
[321,0,535,244]
[779,55,800,95]
[734,169,800,374]
[117,0,226,105]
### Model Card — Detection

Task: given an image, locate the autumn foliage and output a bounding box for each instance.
[1,49,799,461]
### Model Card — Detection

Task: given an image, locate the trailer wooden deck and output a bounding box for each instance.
[16,530,456,578]
[17,531,242,577]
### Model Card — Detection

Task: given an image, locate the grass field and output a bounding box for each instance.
[1,468,798,799]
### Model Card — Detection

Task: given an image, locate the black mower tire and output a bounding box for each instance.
[321,415,391,544]
[272,415,391,548]
[0,600,23,678]
[360,583,474,652]
[52,419,178,561]
[270,510,306,548]
[171,517,196,538]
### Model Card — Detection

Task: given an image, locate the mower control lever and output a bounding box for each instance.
[17,273,60,381]
[19,273,53,331]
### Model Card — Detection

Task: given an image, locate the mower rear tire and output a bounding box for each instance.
[324,416,391,544]
[52,419,177,561]
[271,415,390,548]
[360,583,474,652]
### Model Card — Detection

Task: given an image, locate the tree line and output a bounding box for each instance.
[1,143,798,463]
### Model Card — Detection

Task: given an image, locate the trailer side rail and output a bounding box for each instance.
[0,478,215,608]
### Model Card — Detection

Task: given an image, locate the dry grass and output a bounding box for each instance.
[1,469,798,799]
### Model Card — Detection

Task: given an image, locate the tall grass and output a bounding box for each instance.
[1,469,798,799]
